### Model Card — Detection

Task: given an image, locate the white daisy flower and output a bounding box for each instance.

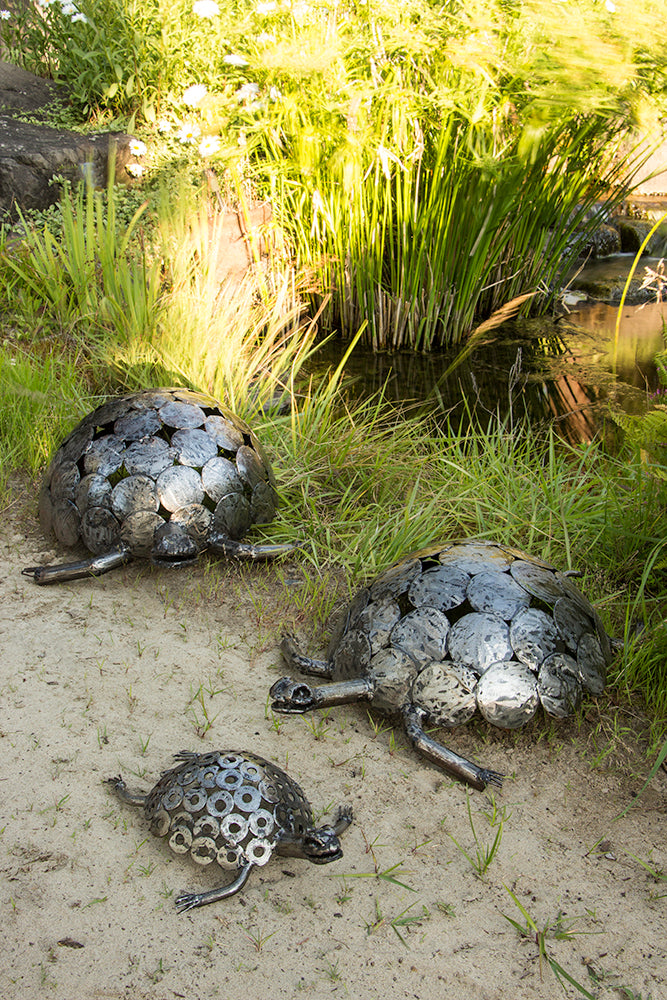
[193,0,219,15]
[269,86,281,101]
[182,84,208,106]
[71,11,87,21]
[198,135,221,157]
[126,163,144,178]
[236,82,260,103]
[177,123,201,143]
[128,139,147,157]
[223,54,248,67]
[0,10,11,19]
[256,1,277,12]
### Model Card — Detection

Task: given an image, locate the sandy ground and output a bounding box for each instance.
[1,504,666,1000]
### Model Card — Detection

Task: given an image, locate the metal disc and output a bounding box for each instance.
[248,432,276,486]
[216,752,245,770]
[466,570,530,620]
[170,504,213,551]
[220,814,249,844]
[162,786,184,811]
[216,768,243,791]
[245,838,272,866]
[412,661,478,727]
[249,809,275,838]
[123,437,176,477]
[90,397,134,426]
[576,632,607,695]
[250,480,277,524]
[553,597,591,653]
[190,836,218,865]
[149,809,171,838]
[111,474,159,518]
[53,420,95,464]
[157,465,204,512]
[217,844,243,869]
[331,628,373,681]
[476,660,540,729]
[555,572,599,620]
[367,647,415,713]
[447,613,513,675]
[114,408,162,441]
[369,555,422,602]
[52,499,81,547]
[326,588,370,655]
[509,607,560,672]
[80,506,122,553]
[193,815,220,838]
[234,786,262,813]
[390,607,450,667]
[196,766,219,789]
[212,491,251,539]
[236,445,267,488]
[75,474,112,514]
[204,414,244,451]
[183,788,208,813]
[408,564,470,611]
[83,434,126,476]
[169,825,193,854]
[171,428,218,468]
[509,560,564,604]
[201,455,243,502]
[120,510,164,556]
[158,400,206,429]
[206,789,234,818]
[537,652,582,717]
[438,540,514,574]
[49,459,80,500]
[357,598,401,655]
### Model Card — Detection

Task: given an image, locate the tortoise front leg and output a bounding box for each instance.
[270,676,372,713]
[402,704,504,791]
[23,547,133,584]
[175,861,253,912]
[280,634,333,678]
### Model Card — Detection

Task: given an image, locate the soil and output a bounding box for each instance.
[1,495,665,1000]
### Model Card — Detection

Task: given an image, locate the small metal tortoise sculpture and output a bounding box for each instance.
[23,387,294,584]
[107,750,352,911]
[271,539,613,791]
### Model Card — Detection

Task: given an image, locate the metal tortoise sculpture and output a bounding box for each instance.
[23,387,294,584]
[271,539,613,791]
[107,750,352,911]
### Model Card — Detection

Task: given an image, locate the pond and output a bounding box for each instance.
[306,266,666,447]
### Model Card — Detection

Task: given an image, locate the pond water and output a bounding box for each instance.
[306,268,666,446]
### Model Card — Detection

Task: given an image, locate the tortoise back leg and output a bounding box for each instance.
[280,634,333,678]
[175,861,253,912]
[105,775,147,807]
[23,547,133,585]
[401,704,504,791]
[208,534,298,561]
[270,676,372,713]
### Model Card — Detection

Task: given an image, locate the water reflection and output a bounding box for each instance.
[306,301,665,446]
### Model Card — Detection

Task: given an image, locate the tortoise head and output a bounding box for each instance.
[270,677,319,713]
[276,805,352,864]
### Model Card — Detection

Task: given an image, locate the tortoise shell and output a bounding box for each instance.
[36,387,278,565]
[327,539,611,726]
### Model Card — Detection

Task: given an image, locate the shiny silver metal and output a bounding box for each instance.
[271,539,614,791]
[24,387,295,584]
[106,750,352,911]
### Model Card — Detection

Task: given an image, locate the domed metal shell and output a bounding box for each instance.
[143,751,315,870]
[328,540,612,730]
[37,388,279,563]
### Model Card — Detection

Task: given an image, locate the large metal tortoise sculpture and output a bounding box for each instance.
[107,750,352,911]
[24,387,294,584]
[271,539,613,790]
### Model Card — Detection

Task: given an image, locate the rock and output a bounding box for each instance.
[0,60,133,218]
[615,217,667,257]
[580,222,621,258]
